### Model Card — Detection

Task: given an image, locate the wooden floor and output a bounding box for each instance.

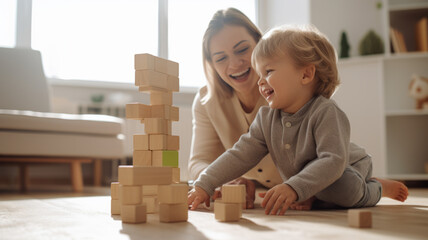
[0,186,427,240]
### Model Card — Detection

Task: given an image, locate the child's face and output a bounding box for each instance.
[256,53,314,113]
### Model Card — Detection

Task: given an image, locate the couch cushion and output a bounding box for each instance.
[0,109,123,135]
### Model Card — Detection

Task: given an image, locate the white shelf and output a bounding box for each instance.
[386,109,428,116]
[387,174,428,180]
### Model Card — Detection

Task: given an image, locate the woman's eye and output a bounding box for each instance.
[236,47,249,54]
[215,56,226,63]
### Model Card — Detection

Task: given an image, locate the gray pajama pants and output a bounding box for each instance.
[314,155,382,208]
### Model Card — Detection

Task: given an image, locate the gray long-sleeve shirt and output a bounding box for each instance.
[195,96,369,202]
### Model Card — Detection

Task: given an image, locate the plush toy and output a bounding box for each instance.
[409,74,428,110]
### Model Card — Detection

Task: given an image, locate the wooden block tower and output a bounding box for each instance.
[110,53,186,224]
[214,184,245,222]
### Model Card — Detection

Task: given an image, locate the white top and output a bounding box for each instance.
[188,86,282,188]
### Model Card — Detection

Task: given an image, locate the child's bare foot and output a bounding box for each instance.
[373,178,408,202]
[289,196,316,210]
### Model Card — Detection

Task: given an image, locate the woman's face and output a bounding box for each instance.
[209,25,258,96]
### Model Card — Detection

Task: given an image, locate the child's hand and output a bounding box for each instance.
[258,183,297,215]
[187,186,210,210]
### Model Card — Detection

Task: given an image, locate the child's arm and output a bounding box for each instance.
[188,186,210,210]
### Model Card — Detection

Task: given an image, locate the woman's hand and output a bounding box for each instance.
[212,177,256,209]
[259,183,297,215]
[187,186,210,210]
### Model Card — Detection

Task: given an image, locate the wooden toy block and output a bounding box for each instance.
[214,200,242,222]
[155,57,167,73]
[348,209,372,228]
[139,86,169,93]
[149,135,180,150]
[133,150,152,166]
[142,196,159,213]
[150,105,179,121]
[158,184,188,204]
[150,91,173,105]
[118,166,173,186]
[143,118,171,135]
[152,150,179,167]
[222,184,245,205]
[126,103,150,120]
[135,53,155,70]
[172,167,180,183]
[120,185,142,205]
[133,135,149,151]
[111,199,121,215]
[121,204,147,223]
[159,203,188,223]
[166,60,179,77]
[142,185,158,196]
[135,69,168,88]
[167,75,179,92]
[111,182,120,200]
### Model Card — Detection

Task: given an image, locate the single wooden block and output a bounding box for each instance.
[348,209,372,228]
[172,167,180,183]
[139,86,169,93]
[143,118,172,135]
[135,53,155,70]
[142,196,159,213]
[133,150,152,166]
[111,182,120,200]
[167,75,179,92]
[118,166,173,186]
[126,103,150,120]
[150,105,179,121]
[111,199,121,215]
[121,204,147,223]
[155,57,167,73]
[150,91,173,105]
[152,150,179,167]
[133,135,149,151]
[120,185,142,205]
[149,135,179,150]
[142,185,158,196]
[214,200,242,222]
[158,184,188,204]
[222,184,245,204]
[135,70,168,88]
[166,60,179,77]
[159,203,188,223]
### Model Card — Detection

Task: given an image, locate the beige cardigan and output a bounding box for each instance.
[188,86,282,188]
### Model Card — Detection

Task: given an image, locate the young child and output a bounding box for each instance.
[187,25,408,215]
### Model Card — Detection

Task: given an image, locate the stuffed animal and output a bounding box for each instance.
[409,74,428,110]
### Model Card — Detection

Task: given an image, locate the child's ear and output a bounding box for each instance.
[301,65,316,85]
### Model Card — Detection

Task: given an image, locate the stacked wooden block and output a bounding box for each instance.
[214,184,245,222]
[110,53,185,224]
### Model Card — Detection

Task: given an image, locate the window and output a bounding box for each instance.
[169,0,256,87]
[0,0,17,48]
[32,0,158,83]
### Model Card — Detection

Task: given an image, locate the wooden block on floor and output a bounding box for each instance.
[135,70,168,88]
[150,105,179,121]
[348,209,372,228]
[167,75,179,92]
[149,135,179,150]
[166,60,179,77]
[126,103,150,120]
[135,53,155,70]
[120,185,142,205]
[214,200,242,222]
[159,203,188,223]
[222,184,245,204]
[172,168,180,183]
[111,182,120,200]
[133,135,149,151]
[111,199,121,215]
[142,185,158,196]
[143,118,171,135]
[142,196,159,213]
[121,204,147,223]
[150,91,173,105]
[133,150,152,166]
[118,166,173,186]
[158,184,188,204]
[152,150,179,167]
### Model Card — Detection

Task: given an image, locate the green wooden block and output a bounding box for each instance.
[153,150,178,167]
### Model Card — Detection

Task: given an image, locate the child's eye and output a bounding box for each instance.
[266,69,273,75]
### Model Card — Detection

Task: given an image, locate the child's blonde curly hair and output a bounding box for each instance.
[252,25,340,98]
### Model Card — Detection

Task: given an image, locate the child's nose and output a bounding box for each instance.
[258,77,265,86]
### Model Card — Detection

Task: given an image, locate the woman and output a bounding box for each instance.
[188,8,282,209]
